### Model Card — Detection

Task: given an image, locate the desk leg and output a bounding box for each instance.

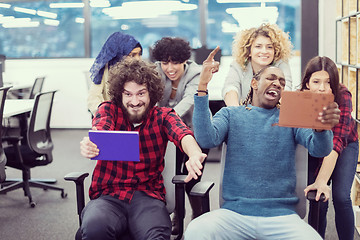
[18,113,28,145]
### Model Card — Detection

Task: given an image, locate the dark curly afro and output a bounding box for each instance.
[108,58,164,108]
[152,37,191,63]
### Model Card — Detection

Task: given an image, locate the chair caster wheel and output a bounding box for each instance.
[30,202,36,208]
[61,192,68,198]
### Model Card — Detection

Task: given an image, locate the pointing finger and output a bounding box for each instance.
[205,46,220,62]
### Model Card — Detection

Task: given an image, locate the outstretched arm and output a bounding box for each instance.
[304,151,337,202]
[181,135,207,183]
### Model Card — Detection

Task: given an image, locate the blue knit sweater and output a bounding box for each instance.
[193,95,333,217]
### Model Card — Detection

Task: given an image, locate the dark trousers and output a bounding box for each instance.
[308,140,358,240]
[80,192,171,240]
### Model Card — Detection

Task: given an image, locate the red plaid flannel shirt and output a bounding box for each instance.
[332,84,358,154]
[89,101,193,203]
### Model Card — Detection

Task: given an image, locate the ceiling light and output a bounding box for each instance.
[49,3,84,8]
[217,0,280,3]
[90,0,111,8]
[226,6,278,29]
[14,7,36,15]
[2,21,39,28]
[37,10,57,19]
[75,17,84,23]
[44,19,59,26]
[0,17,30,24]
[102,1,196,20]
[0,3,11,9]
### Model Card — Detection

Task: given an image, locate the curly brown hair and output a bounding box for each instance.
[233,23,293,69]
[107,59,164,108]
[152,37,191,63]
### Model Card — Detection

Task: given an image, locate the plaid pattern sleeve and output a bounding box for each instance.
[88,103,193,203]
[332,85,358,154]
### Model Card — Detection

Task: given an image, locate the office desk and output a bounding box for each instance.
[4,99,34,144]
[4,82,32,99]
[4,99,34,118]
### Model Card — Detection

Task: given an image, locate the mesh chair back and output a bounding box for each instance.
[162,141,176,213]
[0,86,11,182]
[29,77,45,99]
[0,86,11,140]
[27,91,56,162]
[219,143,308,218]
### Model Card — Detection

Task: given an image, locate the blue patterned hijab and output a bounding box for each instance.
[90,32,142,84]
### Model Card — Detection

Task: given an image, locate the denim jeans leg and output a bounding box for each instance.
[331,141,358,240]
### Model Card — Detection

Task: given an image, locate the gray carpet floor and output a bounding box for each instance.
[0,129,359,240]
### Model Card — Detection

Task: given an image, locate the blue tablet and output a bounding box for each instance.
[89,130,140,161]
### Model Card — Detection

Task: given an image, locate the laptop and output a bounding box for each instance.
[89,130,140,161]
[278,91,334,130]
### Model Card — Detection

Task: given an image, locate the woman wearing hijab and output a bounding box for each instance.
[87,32,142,116]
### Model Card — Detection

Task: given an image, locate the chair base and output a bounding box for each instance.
[0,179,67,207]
[3,178,57,184]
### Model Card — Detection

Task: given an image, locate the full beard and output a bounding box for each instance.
[121,103,150,124]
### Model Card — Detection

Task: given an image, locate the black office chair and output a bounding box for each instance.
[190,143,324,233]
[0,90,67,207]
[0,86,12,182]
[29,76,45,99]
[192,46,222,65]
[64,142,204,240]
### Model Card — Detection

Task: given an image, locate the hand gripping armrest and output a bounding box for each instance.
[306,190,325,202]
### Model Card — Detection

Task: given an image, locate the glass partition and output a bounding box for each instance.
[0,0,84,58]
[0,0,300,59]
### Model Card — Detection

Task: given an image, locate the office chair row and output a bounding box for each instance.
[65,143,322,240]
[0,79,67,208]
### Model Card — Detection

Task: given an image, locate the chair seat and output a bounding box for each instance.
[5,144,49,169]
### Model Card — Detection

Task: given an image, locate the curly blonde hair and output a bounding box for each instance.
[232,23,293,69]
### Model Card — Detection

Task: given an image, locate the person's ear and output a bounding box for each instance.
[306,82,310,89]
[251,78,258,90]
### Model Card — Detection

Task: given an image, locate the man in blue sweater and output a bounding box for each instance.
[184,47,341,240]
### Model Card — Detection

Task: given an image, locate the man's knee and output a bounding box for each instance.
[184,214,218,239]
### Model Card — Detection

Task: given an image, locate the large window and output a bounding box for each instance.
[0,0,300,59]
[0,0,84,58]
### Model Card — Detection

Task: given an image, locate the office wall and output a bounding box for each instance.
[318,0,337,59]
[4,58,93,128]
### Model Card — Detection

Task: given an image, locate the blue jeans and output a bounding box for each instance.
[184,209,321,240]
[80,191,171,240]
[308,140,358,240]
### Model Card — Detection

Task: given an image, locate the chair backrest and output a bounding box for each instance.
[191,46,222,65]
[219,143,308,218]
[29,77,45,99]
[0,86,11,182]
[27,91,57,163]
[162,141,177,213]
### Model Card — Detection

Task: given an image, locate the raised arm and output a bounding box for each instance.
[197,46,220,96]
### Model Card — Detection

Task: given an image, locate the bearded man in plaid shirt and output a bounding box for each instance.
[80,58,206,240]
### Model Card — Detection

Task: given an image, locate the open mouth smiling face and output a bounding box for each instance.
[252,67,285,109]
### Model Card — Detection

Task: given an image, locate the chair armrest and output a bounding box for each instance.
[306,190,325,202]
[64,172,89,225]
[2,136,22,145]
[189,181,215,197]
[64,172,89,184]
[172,175,187,184]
